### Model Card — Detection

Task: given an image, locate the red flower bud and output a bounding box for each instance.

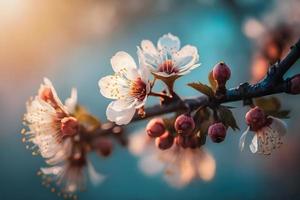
[290,75,300,94]
[212,62,231,86]
[208,123,227,143]
[146,118,165,138]
[174,114,195,136]
[96,138,113,157]
[61,117,78,137]
[245,106,268,131]
[155,131,174,150]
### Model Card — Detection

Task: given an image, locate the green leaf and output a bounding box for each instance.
[255,97,281,112]
[208,71,217,91]
[74,105,101,131]
[217,106,239,131]
[188,82,214,97]
[266,110,290,119]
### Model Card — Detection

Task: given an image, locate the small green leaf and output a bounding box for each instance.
[266,110,290,119]
[217,106,239,131]
[255,97,281,112]
[208,71,217,91]
[188,82,214,97]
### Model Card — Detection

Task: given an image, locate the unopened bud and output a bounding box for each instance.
[174,114,195,136]
[212,62,231,86]
[245,106,268,131]
[146,118,165,138]
[208,122,227,143]
[155,131,174,150]
[96,138,113,157]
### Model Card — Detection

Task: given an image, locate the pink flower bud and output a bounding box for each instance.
[61,117,79,137]
[174,114,195,136]
[208,123,227,143]
[212,62,231,86]
[146,118,166,138]
[291,75,300,94]
[245,106,268,131]
[96,138,113,157]
[155,131,174,150]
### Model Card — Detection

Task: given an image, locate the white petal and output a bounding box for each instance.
[269,116,287,136]
[141,40,159,57]
[109,98,136,110]
[41,78,67,112]
[98,75,130,99]
[239,126,250,151]
[139,41,161,67]
[111,51,137,80]
[157,33,180,54]
[106,102,136,125]
[249,134,258,153]
[173,45,199,68]
[41,166,63,175]
[65,88,77,113]
[87,161,106,185]
[138,154,164,176]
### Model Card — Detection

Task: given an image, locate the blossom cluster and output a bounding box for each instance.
[22,33,300,198]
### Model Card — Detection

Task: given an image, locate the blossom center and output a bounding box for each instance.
[130,77,147,101]
[158,60,179,74]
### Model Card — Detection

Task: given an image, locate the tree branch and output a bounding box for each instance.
[91,38,300,139]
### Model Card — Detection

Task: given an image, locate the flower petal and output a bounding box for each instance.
[87,161,106,185]
[173,45,200,76]
[111,51,138,80]
[65,88,77,114]
[40,78,68,112]
[269,116,287,136]
[98,75,130,99]
[106,102,136,125]
[239,126,250,151]
[138,154,164,176]
[249,134,258,153]
[157,33,180,54]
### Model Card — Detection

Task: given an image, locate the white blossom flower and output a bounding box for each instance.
[23,78,78,160]
[239,107,287,155]
[23,78,105,195]
[129,131,216,188]
[99,51,151,125]
[138,33,200,78]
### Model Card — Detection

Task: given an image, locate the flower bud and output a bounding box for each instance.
[290,75,300,94]
[208,123,227,143]
[212,62,231,86]
[146,118,165,138]
[174,114,195,136]
[61,117,79,137]
[155,131,174,150]
[245,106,268,131]
[96,138,113,157]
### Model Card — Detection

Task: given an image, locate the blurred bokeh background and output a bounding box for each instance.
[1,0,300,199]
